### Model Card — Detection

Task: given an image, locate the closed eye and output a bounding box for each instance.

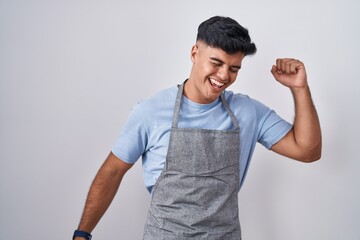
[230,67,240,73]
[210,57,241,73]
[210,61,222,67]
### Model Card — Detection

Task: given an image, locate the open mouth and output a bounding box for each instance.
[209,78,225,89]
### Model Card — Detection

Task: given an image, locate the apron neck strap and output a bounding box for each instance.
[220,93,240,130]
[172,81,240,130]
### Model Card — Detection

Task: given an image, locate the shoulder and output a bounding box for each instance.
[223,90,250,103]
[223,90,275,126]
[223,90,268,112]
[132,86,177,113]
[128,86,177,128]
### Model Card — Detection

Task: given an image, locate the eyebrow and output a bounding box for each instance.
[210,57,241,69]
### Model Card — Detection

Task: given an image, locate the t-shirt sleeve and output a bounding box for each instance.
[111,103,148,164]
[254,99,293,149]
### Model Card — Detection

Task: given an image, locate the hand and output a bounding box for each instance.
[271,58,308,89]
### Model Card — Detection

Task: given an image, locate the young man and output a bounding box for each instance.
[73,16,321,240]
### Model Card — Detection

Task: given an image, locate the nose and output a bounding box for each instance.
[217,66,229,81]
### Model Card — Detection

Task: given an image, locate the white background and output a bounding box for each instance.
[1,0,359,239]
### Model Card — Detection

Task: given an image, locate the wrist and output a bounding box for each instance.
[290,85,312,99]
[73,230,92,240]
[290,84,309,92]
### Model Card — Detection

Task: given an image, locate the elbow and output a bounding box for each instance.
[300,144,322,163]
[302,153,321,163]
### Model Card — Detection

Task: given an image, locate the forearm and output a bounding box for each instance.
[291,86,322,160]
[77,169,122,232]
[76,153,132,234]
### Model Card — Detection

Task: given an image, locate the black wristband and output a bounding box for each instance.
[73,230,92,240]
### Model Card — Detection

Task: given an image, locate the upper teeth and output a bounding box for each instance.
[210,78,224,87]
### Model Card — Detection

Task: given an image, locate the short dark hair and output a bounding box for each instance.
[196,16,257,56]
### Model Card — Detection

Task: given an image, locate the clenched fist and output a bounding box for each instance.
[271,58,308,89]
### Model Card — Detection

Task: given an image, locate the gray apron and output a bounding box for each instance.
[143,82,241,240]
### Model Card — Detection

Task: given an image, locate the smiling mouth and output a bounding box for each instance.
[209,78,225,88]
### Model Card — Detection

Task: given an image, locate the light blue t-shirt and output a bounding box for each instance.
[112,86,292,193]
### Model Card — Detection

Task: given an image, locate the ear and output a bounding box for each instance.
[190,45,198,63]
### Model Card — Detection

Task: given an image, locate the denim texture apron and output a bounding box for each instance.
[143,82,241,239]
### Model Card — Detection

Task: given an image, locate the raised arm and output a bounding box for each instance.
[74,152,133,239]
[270,58,322,162]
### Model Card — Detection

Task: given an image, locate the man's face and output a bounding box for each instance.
[185,41,245,104]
